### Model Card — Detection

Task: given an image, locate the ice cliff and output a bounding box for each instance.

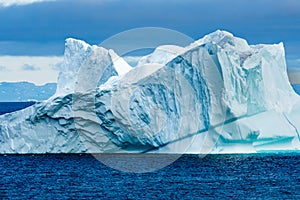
[1,30,300,154]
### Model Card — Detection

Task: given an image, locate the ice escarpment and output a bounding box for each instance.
[1,30,300,154]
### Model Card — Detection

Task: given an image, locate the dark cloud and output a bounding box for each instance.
[0,0,299,57]
[287,59,300,69]
[22,64,41,71]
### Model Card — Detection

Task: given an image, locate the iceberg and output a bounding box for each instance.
[0,30,300,154]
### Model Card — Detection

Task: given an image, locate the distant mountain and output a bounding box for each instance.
[0,82,56,102]
[292,84,300,95]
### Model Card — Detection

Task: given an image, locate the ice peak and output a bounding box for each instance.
[108,49,133,76]
[55,38,113,95]
[188,30,250,52]
[137,45,185,66]
[204,29,234,41]
[65,38,91,52]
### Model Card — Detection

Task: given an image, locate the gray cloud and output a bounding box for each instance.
[0,0,299,58]
[0,0,56,7]
[287,59,300,69]
[50,62,63,71]
[22,64,41,71]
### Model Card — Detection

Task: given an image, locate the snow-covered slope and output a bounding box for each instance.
[137,45,185,66]
[0,30,300,154]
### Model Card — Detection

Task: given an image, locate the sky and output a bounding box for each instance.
[0,0,300,84]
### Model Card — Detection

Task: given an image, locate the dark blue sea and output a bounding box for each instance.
[1,103,300,199]
[1,154,300,199]
[0,102,35,115]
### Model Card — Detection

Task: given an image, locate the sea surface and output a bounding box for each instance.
[1,154,300,199]
[0,102,35,115]
[1,103,300,199]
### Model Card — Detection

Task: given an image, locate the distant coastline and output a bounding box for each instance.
[0,81,56,102]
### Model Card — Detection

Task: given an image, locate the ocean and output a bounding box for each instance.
[0,102,35,115]
[1,103,300,199]
[1,154,300,199]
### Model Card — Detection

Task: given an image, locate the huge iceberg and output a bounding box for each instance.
[1,30,300,154]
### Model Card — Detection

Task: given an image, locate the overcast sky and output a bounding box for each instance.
[0,0,300,84]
